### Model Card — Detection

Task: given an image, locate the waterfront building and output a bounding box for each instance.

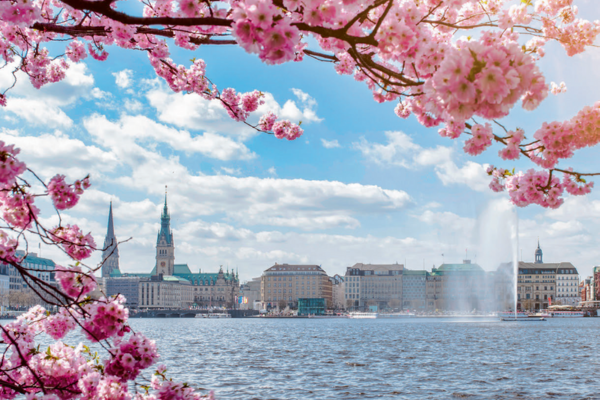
[239,277,261,310]
[298,298,326,316]
[497,244,579,311]
[261,264,332,309]
[555,265,581,306]
[109,191,239,309]
[344,263,403,311]
[426,273,442,311]
[402,270,427,310]
[0,263,8,310]
[101,202,120,278]
[330,274,345,310]
[140,275,193,309]
[105,275,140,308]
[5,251,57,307]
[517,264,557,310]
[593,266,600,300]
[430,260,490,311]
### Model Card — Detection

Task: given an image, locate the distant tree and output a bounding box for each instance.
[388,299,401,309]
[278,300,287,310]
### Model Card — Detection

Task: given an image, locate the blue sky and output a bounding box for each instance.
[2,2,600,279]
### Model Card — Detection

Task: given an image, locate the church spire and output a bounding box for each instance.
[535,239,543,264]
[162,185,169,218]
[101,202,120,278]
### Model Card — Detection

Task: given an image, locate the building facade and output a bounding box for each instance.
[139,275,193,309]
[0,263,8,311]
[261,264,332,309]
[239,277,261,310]
[105,275,140,308]
[344,263,403,311]
[555,265,580,306]
[330,274,345,310]
[426,273,443,311]
[6,251,57,307]
[402,270,427,310]
[430,260,490,311]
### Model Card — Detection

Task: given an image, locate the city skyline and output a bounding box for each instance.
[1,2,599,280]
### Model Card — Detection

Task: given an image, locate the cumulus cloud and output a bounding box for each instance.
[145,81,322,137]
[321,139,341,149]
[0,62,94,127]
[113,70,133,88]
[0,129,117,179]
[354,131,489,192]
[84,114,256,161]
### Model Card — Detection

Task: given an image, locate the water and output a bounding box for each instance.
[131,318,600,399]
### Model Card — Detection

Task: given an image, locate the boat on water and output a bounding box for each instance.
[544,310,583,318]
[348,312,378,319]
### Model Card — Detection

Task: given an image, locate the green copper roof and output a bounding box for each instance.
[149,264,192,275]
[433,263,485,274]
[23,254,56,267]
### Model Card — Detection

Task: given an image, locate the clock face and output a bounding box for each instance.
[161,262,165,266]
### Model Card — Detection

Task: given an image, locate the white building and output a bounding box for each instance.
[344,263,403,311]
[330,274,345,310]
[555,265,580,306]
[239,277,261,310]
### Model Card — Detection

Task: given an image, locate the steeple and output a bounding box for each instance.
[162,185,169,218]
[535,240,543,264]
[101,202,120,277]
[157,185,173,246]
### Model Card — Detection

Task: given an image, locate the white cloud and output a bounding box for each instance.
[217,167,242,176]
[434,161,490,192]
[0,62,94,127]
[84,114,255,161]
[321,138,341,149]
[91,88,111,100]
[354,131,489,192]
[113,70,133,89]
[4,98,73,128]
[267,167,277,176]
[354,131,421,168]
[124,99,143,113]
[0,130,117,179]
[146,81,322,137]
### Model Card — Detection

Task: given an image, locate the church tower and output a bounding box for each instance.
[101,202,120,277]
[156,187,175,276]
[534,240,543,264]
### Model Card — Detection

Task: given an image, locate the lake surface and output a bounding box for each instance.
[129,317,600,399]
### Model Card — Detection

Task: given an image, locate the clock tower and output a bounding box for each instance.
[156,186,175,276]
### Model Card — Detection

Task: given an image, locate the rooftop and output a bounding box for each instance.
[350,263,404,271]
[265,264,326,273]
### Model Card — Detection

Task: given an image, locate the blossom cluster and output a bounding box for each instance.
[51,224,96,261]
[47,174,91,210]
[55,265,97,299]
[231,0,301,65]
[0,141,26,189]
[105,332,159,381]
[530,101,600,169]
[487,166,593,208]
[81,294,129,341]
